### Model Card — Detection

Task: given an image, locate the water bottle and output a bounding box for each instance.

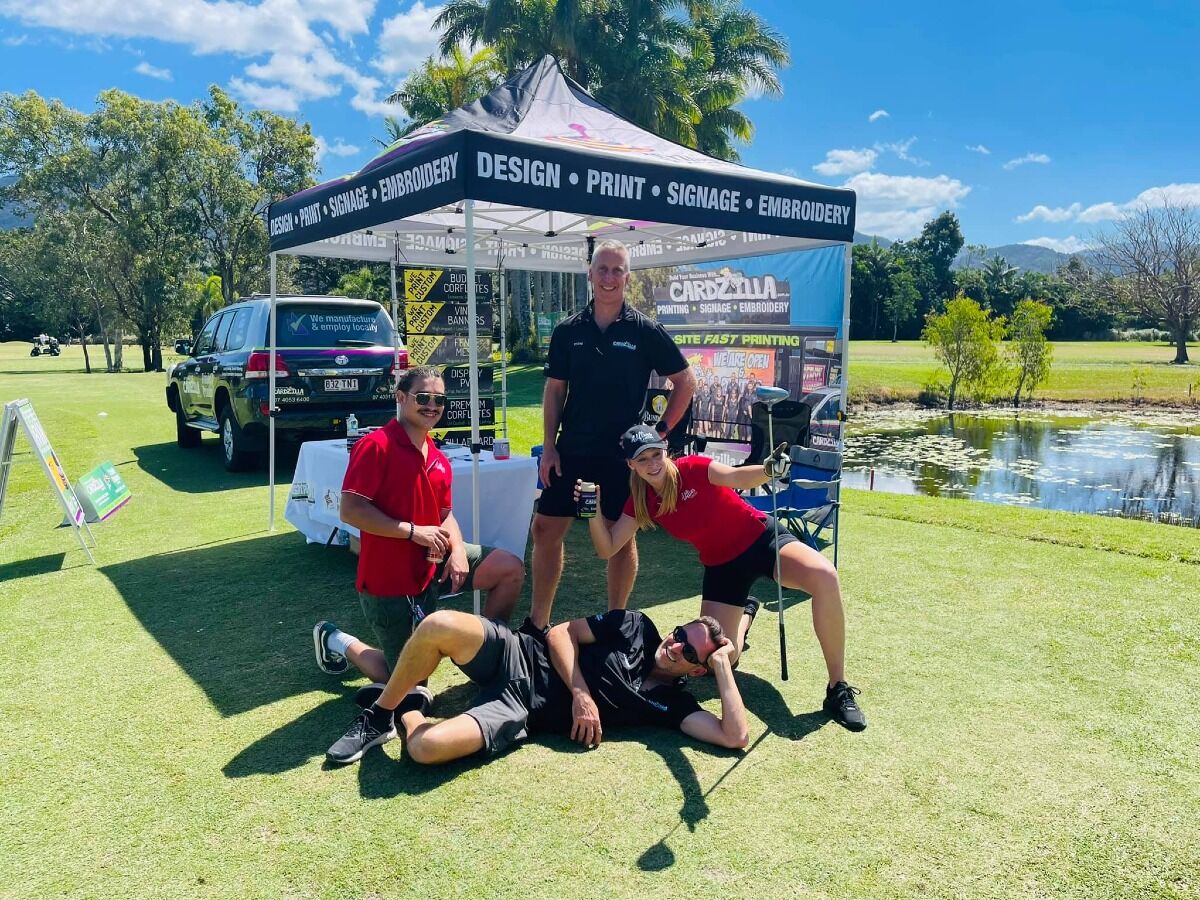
[345,413,359,436]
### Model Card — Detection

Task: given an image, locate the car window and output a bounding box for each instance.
[214,313,234,352]
[222,308,252,351]
[273,304,397,348]
[193,315,222,356]
[814,393,841,422]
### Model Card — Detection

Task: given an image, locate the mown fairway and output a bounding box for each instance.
[2,341,1198,899]
[851,340,1200,405]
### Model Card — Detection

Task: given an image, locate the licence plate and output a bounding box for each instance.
[324,378,359,392]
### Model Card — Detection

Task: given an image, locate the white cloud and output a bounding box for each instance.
[134,61,172,80]
[868,109,889,123]
[315,135,360,161]
[844,172,972,240]
[372,1,443,77]
[3,33,28,45]
[0,0,395,117]
[875,136,927,167]
[1003,152,1051,170]
[1016,183,1200,226]
[1023,236,1094,254]
[813,148,877,177]
[965,144,990,155]
[1015,203,1081,224]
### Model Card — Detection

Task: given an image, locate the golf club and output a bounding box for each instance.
[755,384,791,681]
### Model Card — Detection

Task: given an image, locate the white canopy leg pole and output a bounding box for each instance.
[268,252,277,532]
[498,265,508,438]
[391,246,401,419]
[465,200,482,616]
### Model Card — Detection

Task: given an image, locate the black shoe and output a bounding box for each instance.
[823,681,867,732]
[517,616,549,642]
[397,686,433,717]
[353,682,386,709]
[326,708,397,765]
[354,684,433,715]
[313,621,349,675]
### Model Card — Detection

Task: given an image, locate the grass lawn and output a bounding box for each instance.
[851,340,1200,405]
[2,340,1199,899]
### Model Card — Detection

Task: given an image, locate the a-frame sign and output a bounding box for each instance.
[0,399,97,564]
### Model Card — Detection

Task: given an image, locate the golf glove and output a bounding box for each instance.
[763,442,791,479]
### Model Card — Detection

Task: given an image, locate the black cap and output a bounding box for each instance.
[619,424,667,460]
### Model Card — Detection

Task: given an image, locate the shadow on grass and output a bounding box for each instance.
[101,531,363,717]
[0,550,72,580]
[131,441,297,494]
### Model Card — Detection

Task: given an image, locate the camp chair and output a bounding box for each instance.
[742,399,843,567]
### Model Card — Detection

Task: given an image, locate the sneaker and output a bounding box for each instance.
[397,685,434,717]
[313,621,349,675]
[326,708,397,765]
[353,682,386,709]
[354,684,433,716]
[823,681,867,732]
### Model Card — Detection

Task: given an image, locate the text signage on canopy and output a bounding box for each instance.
[654,267,792,326]
[267,132,856,254]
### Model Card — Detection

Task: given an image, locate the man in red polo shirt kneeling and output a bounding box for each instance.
[312,365,525,734]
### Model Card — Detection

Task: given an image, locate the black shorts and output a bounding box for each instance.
[536,450,631,521]
[456,618,536,756]
[701,517,798,607]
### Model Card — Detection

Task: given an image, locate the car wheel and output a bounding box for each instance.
[175,400,201,448]
[219,406,258,472]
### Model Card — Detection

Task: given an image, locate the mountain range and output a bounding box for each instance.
[853,231,1098,274]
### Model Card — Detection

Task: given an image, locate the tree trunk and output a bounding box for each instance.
[1174,328,1190,364]
[947,376,958,411]
[141,339,153,372]
[77,321,92,375]
[112,320,124,372]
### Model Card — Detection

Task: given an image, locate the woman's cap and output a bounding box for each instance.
[620,424,667,460]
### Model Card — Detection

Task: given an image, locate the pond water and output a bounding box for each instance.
[843,408,1200,524]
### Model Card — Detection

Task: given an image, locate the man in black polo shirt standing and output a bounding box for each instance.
[532,239,696,629]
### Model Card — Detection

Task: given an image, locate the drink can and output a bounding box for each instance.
[493,437,510,460]
[578,481,598,519]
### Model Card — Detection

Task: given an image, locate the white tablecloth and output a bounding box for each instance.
[285,439,537,559]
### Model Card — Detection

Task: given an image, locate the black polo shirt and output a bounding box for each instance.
[546,302,687,456]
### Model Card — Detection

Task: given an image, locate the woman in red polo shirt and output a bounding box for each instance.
[582,424,865,731]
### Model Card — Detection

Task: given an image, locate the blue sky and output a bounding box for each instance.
[2,0,1197,250]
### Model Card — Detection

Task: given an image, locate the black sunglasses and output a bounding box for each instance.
[411,391,447,407]
[671,626,703,666]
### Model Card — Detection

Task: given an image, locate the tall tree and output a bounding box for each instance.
[1006,299,1053,407]
[385,46,506,138]
[850,240,893,339]
[909,210,965,313]
[923,295,1005,410]
[184,87,316,306]
[884,259,920,342]
[431,0,788,161]
[1095,201,1199,363]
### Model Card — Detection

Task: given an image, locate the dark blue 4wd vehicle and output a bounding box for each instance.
[166,295,408,471]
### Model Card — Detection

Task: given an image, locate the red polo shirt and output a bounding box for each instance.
[622,455,766,566]
[341,418,453,596]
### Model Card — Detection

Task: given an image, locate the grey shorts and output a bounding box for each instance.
[457,617,535,756]
[358,542,494,670]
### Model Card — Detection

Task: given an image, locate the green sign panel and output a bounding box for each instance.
[75,461,131,523]
[536,312,564,348]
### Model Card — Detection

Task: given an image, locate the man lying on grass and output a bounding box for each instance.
[326,608,749,765]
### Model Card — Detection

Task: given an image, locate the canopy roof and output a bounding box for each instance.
[268,57,856,272]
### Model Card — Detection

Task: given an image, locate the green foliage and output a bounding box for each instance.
[1006,299,1054,406]
[883,259,919,341]
[430,0,788,160]
[182,274,225,334]
[383,46,505,140]
[922,294,1006,409]
[0,86,316,371]
[334,266,390,301]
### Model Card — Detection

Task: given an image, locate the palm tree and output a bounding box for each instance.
[382,46,505,141]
